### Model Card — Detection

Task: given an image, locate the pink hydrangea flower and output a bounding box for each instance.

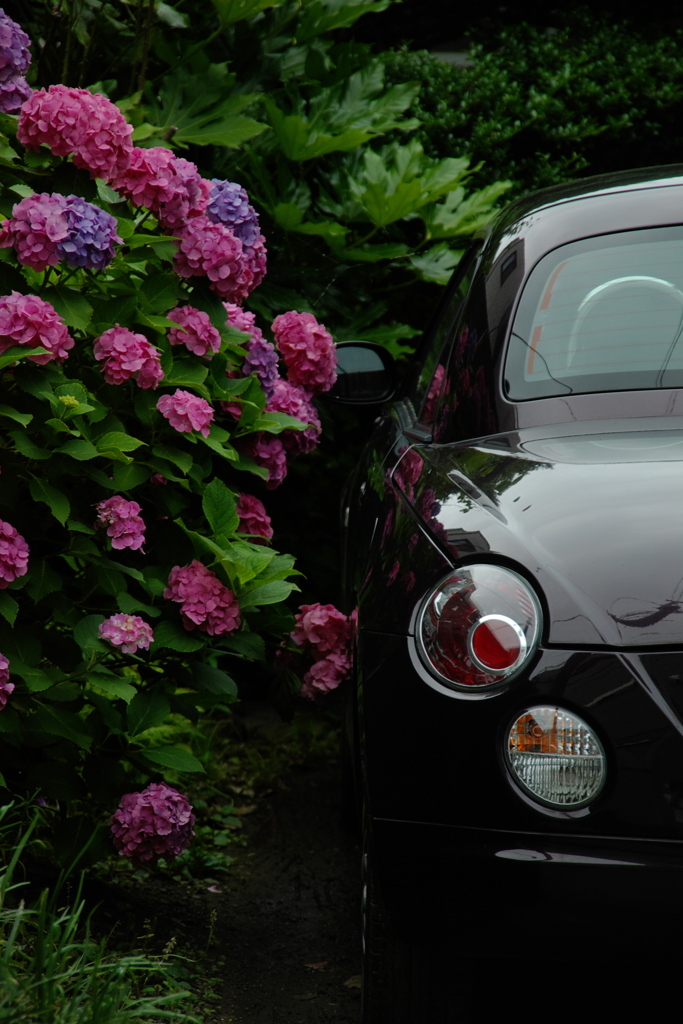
[99,614,154,653]
[0,652,13,709]
[18,85,133,180]
[301,648,352,700]
[242,233,267,294]
[110,782,195,867]
[0,291,74,363]
[93,325,164,389]
[236,493,273,545]
[223,303,256,334]
[111,147,210,231]
[240,434,288,489]
[271,311,337,393]
[0,193,68,271]
[167,305,221,359]
[0,519,28,589]
[292,603,351,654]
[95,495,146,551]
[266,379,321,455]
[157,389,214,437]
[173,216,252,301]
[164,560,241,636]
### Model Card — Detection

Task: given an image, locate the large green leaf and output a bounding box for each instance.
[209,0,285,27]
[141,745,205,772]
[202,478,239,541]
[35,705,93,751]
[127,690,171,736]
[28,478,71,525]
[42,287,93,331]
[151,620,205,653]
[296,0,393,41]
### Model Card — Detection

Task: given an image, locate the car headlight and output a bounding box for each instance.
[416,564,541,690]
[506,706,606,808]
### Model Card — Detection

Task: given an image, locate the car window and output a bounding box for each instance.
[505,226,683,399]
[406,243,482,425]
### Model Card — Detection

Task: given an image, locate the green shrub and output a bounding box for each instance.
[381,9,683,198]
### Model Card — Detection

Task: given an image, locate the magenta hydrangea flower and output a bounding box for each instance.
[93,326,164,389]
[95,495,146,551]
[0,520,28,588]
[267,379,321,455]
[207,179,261,247]
[111,147,210,231]
[242,232,267,294]
[240,434,288,489]
[0,652,13,709]
[0,193,69,271]
[18,85,133,180]
[223,303,256,334]
[99,614,154,653]
[0,192,121,272]
[110,782,195,867]
[157,389,214,437]
[0,291,74,363]
[164,560,241,636]
[271,311,336,393]
[167,305,221,360]
[292,603,351,654]
[236,493,273,545]
[301,648,352,700]
[0,8,31,114]
[173,216,253,301]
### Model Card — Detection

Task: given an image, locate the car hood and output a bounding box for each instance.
[394,423,683,647]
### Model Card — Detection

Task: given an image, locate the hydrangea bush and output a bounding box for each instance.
[0,8,349,863]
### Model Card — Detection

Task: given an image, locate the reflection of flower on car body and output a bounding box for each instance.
[291,603,354,699]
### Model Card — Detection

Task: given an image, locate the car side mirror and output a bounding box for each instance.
[326,342,396,405]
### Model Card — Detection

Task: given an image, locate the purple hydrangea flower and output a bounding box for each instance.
[110,783,196,867]
[0,73,31,114]
[95,495,146,551]
[0,8,30,114]
[207,179,260,247]
[223,303,279,400]
[57,195,122,270]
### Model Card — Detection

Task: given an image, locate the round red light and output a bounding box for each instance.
[469,616,522,671]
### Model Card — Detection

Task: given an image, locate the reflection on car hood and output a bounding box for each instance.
[396,426,683,647]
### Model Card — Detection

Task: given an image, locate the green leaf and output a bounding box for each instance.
[73,615,107,654]
[341,242,410,262]
[0,345,50,370]
[0,592,18,626]
[57,439,100,461]
[187,662,238,697]
[152,444,192,474]
[296,0,392,40]
[239,580,299,608]
[151,620,205,652]
[250,411,309,434]
[0,404,31,427]
[220,631,265,660]
[139,273,180,312]
[175,116,267,148]
[141,745,205,772]
[89,673,138,704]
[127,690,171,736]
[202,478,238,541]
[96,431,146,453]
[28,478,71,526]
[42,287,93,331]
[34,705,93,750]
[409,243,464,285]
[209,0,284,28]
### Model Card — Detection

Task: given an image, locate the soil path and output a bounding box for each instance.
[214,760,362,1024]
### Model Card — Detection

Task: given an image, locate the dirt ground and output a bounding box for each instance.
[96,750,362,1024]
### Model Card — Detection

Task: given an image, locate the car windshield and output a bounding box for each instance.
[504,226,683,399]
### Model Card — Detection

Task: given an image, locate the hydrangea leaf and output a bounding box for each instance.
[238,580,300,608]
[0,592,18,627]
[202,478,239,542]
[43,287,93,331]
[151,620,205,653]
[141,745,205,772]
[220,631,266,660]
[95,431,146,453]
[89,673,138,704]
[127,690,171,736]
[57,439,100,461]
[28,478,71,526]
[34,705,93,751]
[73,614,107,654]
[186,662,238,697]
[0,404,31,427]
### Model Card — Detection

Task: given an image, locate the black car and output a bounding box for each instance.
[335,165,683,1021]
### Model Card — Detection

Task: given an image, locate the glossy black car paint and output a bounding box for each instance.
[342,166,683,956]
